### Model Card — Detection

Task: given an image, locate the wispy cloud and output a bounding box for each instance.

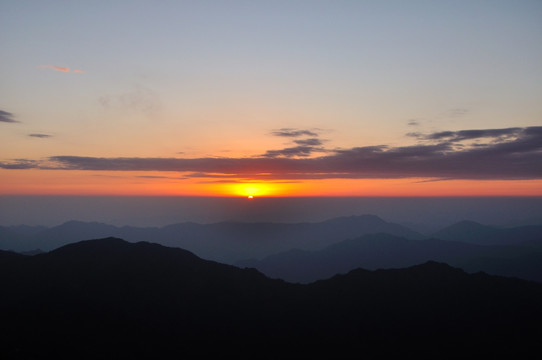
[38,65,84,73]
[262,145,324,158]
[412,128,522,142]
[294,138,323,146]
[99,85,161,116]
[271,128,319,137]
[446,108,469,117]
[3,126,541,180]
[0,110,18,123]
[28,133,52,138]
[0,159,39,169]
[265,130,326,158]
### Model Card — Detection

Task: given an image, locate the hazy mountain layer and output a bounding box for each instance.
[0,215,423,262]
[236,233,542,283]
[432,220,542,245]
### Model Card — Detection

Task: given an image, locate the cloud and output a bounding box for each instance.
[0,160,39,170]
[3,126,541,181]
[28,133,52,138]
[38,65,84,73]
[99,85,161,115]
[0,110,17,123]
[264,129,326,158]
[262,145,321,158]
[271,128,319,137]
[135,175,188,180]
[293,138,323,146]
[262,137,327,158]
[447,108,469,117]
[407,119,419,126]
[419,128,522,142]
[39,65,70,72]
[98,96,111,108]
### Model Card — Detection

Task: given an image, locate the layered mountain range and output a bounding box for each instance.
[1,215,541,283]
[0,215,423,262]
[1,237,541,358]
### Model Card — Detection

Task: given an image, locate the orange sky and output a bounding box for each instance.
[1,2,541,198]
[2,169,541,197]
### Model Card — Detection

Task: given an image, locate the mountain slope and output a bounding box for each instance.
[433,220,542,245]
[236,233,542,283]
[1,238,541,358]
[1,215,423,262]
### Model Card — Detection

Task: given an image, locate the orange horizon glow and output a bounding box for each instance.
[2,169,542,197]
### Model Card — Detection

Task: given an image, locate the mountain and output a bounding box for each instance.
[29,220,121,250]
[0,225,24,251]
[236,233,542,283]
[1,238,541,358]
[432,220,497,242]
[432,220,542,245]
[0,215,423,263]
[7,224,48,237]
[0,248,25,262]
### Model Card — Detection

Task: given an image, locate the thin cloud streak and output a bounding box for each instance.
[28,133,52,138]
[412,127,523,142]
[262,145,326,158]
[0,160,39,169]
[2,127,541,180]
[271,128,319,137]
[0,110,18,123]
[294,138,323,146]
[38,65,84,73]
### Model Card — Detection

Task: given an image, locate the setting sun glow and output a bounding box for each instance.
[1,2,541,199]
[231,183,271,198]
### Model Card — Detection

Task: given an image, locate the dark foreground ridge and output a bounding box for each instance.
[1,238,541,358]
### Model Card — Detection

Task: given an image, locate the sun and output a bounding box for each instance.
[218,181,298,197]
[243,185,262,197]
[228,183,274,198]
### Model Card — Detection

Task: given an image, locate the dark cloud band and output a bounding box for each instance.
[2,126,541,180]
[0,110,17,123]
[271,128,319,137]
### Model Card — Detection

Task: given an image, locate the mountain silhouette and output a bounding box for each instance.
[432,220,542,245]
[236,233,542,283]
[0,215,423,262]
[1,237,541,358]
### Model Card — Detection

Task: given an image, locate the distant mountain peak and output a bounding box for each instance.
[431,220,501,244]
[450,220,489,228]
[323,214,385,223]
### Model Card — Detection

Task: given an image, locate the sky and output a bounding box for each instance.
[1,0,542,197]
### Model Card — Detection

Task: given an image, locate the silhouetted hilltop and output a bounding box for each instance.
[1,238,541,358]
[237,233,542,283]
[0,226,23,251]
[32,220,120,249]
[0,249,25,262]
